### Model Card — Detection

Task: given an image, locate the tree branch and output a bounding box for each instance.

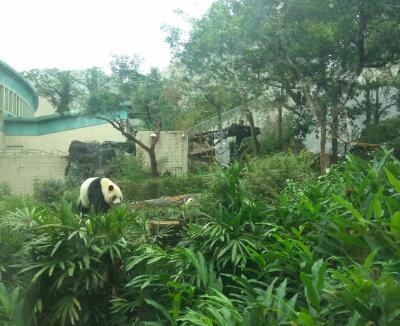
[96,114,151,152]
[379,101,397,113]
[150,120,162,151]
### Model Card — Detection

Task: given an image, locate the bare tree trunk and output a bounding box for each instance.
[217,109,223,130]
[230,69,260,156]
[99,115,161,178]
[331,106,339,163]
[148,149,158,177]
[319,111,328,173]
[319,121,329,174]
[149,120,161,178]
[239,91,260,156]
[298,82,328,173]
[244,110,260,155]
[373,88,380,125]
[365,88,372,127]
[277,106,283,151]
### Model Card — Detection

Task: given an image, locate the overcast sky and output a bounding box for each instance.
[0,0,214,72]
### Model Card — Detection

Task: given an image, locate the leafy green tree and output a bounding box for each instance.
[168,65,239,130]
[24,69,80,114]
[349,67,399,128]
[86,56,176,177]
[169,1,264,154]
[248,0,400,168]
[74,67,110,94]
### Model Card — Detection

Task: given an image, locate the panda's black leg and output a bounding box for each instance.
[78,201,90,215]
[95,203,110,215]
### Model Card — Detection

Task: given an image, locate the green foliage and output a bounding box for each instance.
[169,0,400,171]
[121,173,209,201]
[178,289,241,326]
[110,149,210,202]
[32,178,78,207]
[0,200,145,325]
[110,153,150,182]
[0,183,11,199]
[171,107,214,131]
[259,112,297,154]
[331,258,400,325]
[1,149,400,324]
[24,69,79,114]
[0,283,32,326]
[87,55,177,130]
[357,116,400,158]
[167,65,241,131]
[245,151,316,200]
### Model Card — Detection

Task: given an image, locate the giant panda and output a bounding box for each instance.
[79,177,123,214]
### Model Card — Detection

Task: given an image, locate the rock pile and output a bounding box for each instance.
[65,140,135,179]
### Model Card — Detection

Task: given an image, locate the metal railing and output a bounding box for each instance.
[187,98,263,136]
[0,148,66,156]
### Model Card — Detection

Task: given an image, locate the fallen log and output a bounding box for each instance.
[129,193,200,209]
[351,142,381,149]
[148,220,184,226]
[148,220,186,232]
[338,136,381,149]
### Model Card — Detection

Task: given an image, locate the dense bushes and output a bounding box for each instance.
[245,150,316,200]
[259,111,298,154]
[120,174,210,201]
[1,149,400,325]
[0,197,141,325]
[32,178,67,204]
[357,116,400,159]
[111,154,210,201]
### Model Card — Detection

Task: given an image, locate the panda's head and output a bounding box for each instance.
[101,178,123,207]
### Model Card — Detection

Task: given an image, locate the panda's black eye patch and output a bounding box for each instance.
[112,195,117,200]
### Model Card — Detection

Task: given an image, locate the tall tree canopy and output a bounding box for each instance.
[24,69,80,114]
[168,0,400,170]
[86,55,176,177]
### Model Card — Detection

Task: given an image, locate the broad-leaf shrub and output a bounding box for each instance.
[357,116,400,159]
[184,163,270,272]
[1,149,400,325]
[276,149,400,323]
[0,200,143,325]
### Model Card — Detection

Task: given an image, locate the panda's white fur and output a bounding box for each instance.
[79,177,123,214]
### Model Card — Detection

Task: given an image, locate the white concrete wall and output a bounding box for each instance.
[0,131,4,149]
[303,103,400,154]
[0,151,67,195]
[0,110,4,149]
[136,131,188,176]
[0,130,189,195]
[34,97,56,117]
[5,123,126,154]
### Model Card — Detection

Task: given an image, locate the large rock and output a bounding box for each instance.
[65,140,136,179]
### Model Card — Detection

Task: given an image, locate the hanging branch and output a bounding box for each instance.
[95,114,151,152]
[337,135,381,149]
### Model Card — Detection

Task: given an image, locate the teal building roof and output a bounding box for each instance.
[4,111,128,136]
[0,59,39,111]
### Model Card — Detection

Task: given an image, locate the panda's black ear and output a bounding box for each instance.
[108,185,114,191]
